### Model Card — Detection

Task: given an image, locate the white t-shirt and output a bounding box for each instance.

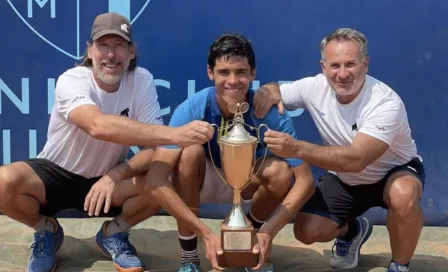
[280,74,419,185]
[38,66,163,178]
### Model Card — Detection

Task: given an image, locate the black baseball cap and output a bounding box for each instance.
[90,12,132,42]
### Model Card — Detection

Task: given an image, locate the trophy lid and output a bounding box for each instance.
[220,123,256,143]
[220,102,257,144]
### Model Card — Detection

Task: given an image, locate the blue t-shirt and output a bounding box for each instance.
[166,87,303,169]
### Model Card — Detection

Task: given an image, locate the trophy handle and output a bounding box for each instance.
[252,123,269,178]
[207,123,229,185]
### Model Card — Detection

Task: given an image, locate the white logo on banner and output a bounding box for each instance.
[7,0,151,60]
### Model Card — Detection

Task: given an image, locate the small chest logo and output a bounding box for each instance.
[120,108,129,117]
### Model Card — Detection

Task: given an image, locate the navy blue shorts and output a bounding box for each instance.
[300,157,425,227]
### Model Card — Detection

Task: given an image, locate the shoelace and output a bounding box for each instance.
[332,239,352,256]
[109,233,136,256]
[30,232,54,260]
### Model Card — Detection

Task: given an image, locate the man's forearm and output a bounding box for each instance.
[91,115,174,147]
[148,174,211,236]
[295,141,362,172]
[262,172,314,236]
[107,148,154,181]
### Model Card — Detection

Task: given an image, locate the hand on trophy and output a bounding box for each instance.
[263,129,299,158]
[173,120,214,147]
[251,231,274,270]
[200,230,225,271]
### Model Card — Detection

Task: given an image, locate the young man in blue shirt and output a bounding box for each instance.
[145,33,314,272]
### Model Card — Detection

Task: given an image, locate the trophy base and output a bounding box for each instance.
[218,224,259,268]
[218,249,259,268]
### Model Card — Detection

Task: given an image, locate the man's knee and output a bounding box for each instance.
[384,173,423,219]
[293,213,338,245]
[258,158,292,193]
[174,145,205,188]
[178,145,205,172]
[0,167,18,207]
[0,163,42,209]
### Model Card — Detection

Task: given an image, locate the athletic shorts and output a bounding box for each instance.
[24,158,121,217]
[300,157,425,227]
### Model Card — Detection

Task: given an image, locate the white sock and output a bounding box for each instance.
[106,215,132,236]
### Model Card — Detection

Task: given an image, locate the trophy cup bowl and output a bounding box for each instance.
[208,102,269,268]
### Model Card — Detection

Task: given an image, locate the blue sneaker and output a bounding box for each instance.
[27,217,64,272]
[178,262,203,272]
[329,216,373,269]
[388,261,411,272]
[96,221,144,272]
[245,262,275,272]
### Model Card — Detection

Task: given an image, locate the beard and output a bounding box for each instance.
[330,76,365,98]
[97,71,122,85]
[93,58,130,85]
[334,85,359,96]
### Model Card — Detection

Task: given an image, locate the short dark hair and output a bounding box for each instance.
[207,33,256,71]
[77,40,138,71]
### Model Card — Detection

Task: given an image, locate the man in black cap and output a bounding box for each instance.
[0,12,213,272]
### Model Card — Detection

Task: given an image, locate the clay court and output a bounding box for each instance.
[1,216,446,272]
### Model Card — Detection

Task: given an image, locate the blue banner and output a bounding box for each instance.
[0,0,447,226]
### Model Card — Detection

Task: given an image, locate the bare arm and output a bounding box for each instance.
[253,78,315,118]
[253,83,283,118]
[260,162,314,236]
[264,97,402,173]
[105,147,154,181]
[294,132,389,172]
[146,147,212,237]
[69,105,213,148]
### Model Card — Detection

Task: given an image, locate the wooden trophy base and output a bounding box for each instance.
[217,223,259,268]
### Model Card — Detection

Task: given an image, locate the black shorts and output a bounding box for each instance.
[300,157,425,227]
[24,158,121,217]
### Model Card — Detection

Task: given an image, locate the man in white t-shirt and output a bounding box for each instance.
[252,28,425,272]
[0,12,213,272]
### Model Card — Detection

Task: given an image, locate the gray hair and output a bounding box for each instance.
[320,28,368,61]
